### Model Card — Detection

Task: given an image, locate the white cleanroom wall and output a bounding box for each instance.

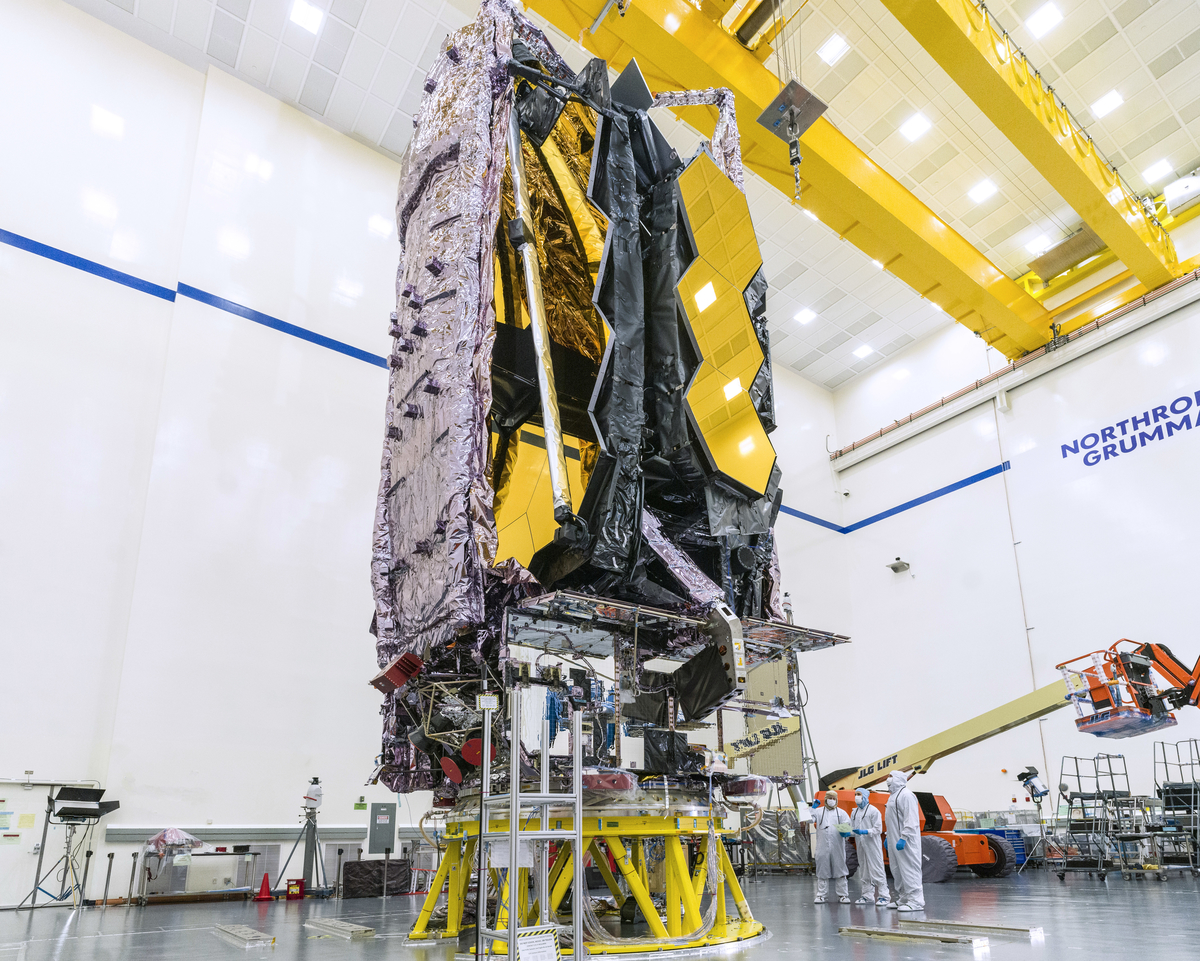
[0,0,417,907]
[774,285,1200,810]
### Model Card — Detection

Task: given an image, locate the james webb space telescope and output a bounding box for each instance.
[364,2,846,950]
[365,0,844,805]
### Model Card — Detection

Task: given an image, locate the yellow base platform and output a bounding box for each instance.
[409,810,764,954]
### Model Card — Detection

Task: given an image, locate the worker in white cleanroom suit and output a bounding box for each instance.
[811,793,851,903]
[850,788,888,905]
[884,770,924,911]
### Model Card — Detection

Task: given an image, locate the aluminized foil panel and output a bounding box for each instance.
[651,88,744,193]
[371,0,513,665]
[640,510,723,606]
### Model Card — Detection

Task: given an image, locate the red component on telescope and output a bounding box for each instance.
[368,653,424,694]
[461,738,496,766]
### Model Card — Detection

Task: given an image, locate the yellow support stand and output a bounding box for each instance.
[587,840,626,903]
[408,813,766,953]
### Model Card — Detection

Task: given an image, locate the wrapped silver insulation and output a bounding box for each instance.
[370,0,514,665]
[651,88,744,193]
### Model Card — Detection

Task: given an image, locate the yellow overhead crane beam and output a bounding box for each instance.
[881,0,1178,292]
[524,0,1053,359]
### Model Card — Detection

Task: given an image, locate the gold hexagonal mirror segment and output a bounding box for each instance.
[675,153,775,495]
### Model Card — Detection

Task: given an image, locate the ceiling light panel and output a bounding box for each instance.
[1142,159,1173,183]
[1091,90,1123,119]
[290,0,323,34]
[1025,3,1062,39]
[968,179,997,203]
[899,112,932,142]
[817,34,850,66]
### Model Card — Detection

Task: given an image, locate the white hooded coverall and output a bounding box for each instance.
[850,800,887,902]
[812,803,850,901]
[884,771,924,909]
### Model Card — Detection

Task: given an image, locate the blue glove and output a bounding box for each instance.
[811,799,820,809]
[895,838,906,851]
[854,829,868,835]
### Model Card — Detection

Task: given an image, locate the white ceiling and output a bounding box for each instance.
[69,0,475,161]
[68,0,1199,392]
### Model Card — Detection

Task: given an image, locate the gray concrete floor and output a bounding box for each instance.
[1,870,1193,960]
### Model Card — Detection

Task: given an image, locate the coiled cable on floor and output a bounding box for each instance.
[578,823,723,946]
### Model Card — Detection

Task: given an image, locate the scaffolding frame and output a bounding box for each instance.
[1107,794,1197,880]
[1155,738,1200,839]
[1048,754,1129,880]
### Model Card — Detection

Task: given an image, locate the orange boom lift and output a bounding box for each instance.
[1057,638,1200,738]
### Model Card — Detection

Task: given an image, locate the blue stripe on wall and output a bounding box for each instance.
[5,224,1007,533]
[0,227,177,301]
[779,461,1011,534]
[177,284,388,369]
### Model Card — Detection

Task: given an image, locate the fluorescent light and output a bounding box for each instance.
[694,281,717,312]
[817,34,849,66]
[871,259,884,269]
[969,179,998,203]
[664,12,680,32]
[1025,2,1062,39]
[81,188,118,224]
[90,105,124,139]
[218,226,251,259]
[738,437,755,456]
[368,214,392,238]
[244,154,273,181]
[1142,159,1173,183]
[802,208,819,221]
[852,344,873,359]
[723,378,742,401]
[290,0,323,34]
[1025,233,1052,255]
[794,308,816,324]
[1090,90,1123,120]
[899,112,931,142]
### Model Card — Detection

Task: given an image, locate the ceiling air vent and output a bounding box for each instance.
[1027,225,1104,282]
[735,0,779,47]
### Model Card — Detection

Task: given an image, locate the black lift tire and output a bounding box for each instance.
[969,835,1016,878]
[921,835,959,884]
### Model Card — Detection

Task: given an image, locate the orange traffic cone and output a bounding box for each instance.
[254,874,273,901]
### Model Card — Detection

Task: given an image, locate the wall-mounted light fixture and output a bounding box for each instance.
[886,557,910,573]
